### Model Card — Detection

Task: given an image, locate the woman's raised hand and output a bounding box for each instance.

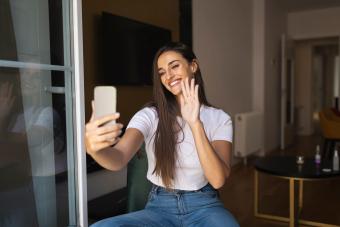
[85,102,123,156]
[179,77,200,126]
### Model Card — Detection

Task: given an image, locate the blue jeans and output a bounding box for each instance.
[91,184,239,227]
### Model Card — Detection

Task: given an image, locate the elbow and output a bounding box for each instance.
[210,169,230,189]
[107,164,124,171]
[210,176,226,189]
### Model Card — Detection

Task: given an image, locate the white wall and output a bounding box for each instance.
[193,0,288,153]
[288,7,340,39]
[252,0,265,113]
[264,0,287,151]
[192,0,253,116]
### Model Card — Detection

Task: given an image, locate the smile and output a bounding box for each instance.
[169,79,181,87]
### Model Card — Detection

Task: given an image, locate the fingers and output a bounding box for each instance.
[85,129,121,152]
[95,123,123,136]
[181,77,197,100]
[195,84,199,99]
[93,113,120,127]
[181,79,189,99]
[190,77,195,97]
[85,118,124,154]
[179,95,185,107]
[92,130,122,143]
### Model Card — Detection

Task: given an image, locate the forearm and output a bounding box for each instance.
[190,121,229,189]
[89,146,126,171]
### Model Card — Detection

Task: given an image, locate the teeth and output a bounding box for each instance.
[170,80,180,87]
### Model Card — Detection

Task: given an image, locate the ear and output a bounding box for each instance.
[190,60,198,74]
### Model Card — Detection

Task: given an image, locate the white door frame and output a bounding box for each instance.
[71,0,87,226]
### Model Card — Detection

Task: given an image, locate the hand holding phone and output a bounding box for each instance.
[94,86,117,125]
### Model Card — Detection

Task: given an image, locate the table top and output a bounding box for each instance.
[254,155,340,179]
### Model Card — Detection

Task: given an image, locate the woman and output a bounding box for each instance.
[85,42,239,227]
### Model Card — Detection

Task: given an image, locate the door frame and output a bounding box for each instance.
[71,0,87,226]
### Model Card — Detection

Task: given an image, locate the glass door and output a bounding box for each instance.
[0,0,86,226]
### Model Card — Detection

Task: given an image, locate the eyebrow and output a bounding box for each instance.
[158,60,179,71]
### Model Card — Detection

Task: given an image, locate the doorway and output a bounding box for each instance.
[294,37,339,138]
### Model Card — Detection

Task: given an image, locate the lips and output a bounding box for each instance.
[169,79,181,87]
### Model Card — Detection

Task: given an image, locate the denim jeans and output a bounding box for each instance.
[91,184,239,227]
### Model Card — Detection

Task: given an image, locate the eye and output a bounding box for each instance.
[171,64,179,69]
[158,71,165,76]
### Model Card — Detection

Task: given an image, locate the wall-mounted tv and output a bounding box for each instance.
[101,12,172,85]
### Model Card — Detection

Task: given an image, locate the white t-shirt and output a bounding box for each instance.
[127,105,233,190]
[10,106,57,176]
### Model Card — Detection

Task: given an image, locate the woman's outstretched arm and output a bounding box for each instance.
[85,106,144,171]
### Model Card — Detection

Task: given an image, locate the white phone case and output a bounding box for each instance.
[94,86,117,125]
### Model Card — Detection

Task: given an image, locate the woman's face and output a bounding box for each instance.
[157,51,197,96]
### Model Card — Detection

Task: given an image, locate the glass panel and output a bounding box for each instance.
[0,0,64,65]
[0,67,71,227]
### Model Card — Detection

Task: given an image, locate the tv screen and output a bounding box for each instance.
[101,12,172,85]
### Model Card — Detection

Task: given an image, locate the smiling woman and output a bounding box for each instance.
[157,51,198,97]
[85,42,239,227]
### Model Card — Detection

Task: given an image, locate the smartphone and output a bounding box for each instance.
[94,86,117,125]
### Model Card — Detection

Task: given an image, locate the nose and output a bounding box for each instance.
[165,69,174,80]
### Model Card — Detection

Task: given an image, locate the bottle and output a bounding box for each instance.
[333,149,339,171]
[315,145,321,165]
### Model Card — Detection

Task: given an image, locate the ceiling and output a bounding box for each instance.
[280,0,340,12]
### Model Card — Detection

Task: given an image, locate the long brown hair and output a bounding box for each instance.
[149,42,210,188]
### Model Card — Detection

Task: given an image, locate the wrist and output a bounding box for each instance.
[188,120,203,130]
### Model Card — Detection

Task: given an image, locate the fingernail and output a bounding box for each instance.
[115,112,120,117]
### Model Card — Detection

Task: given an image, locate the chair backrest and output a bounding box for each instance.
[325,108,340,122]
[319,111,328,137]
[319,110,340,139]
[127,143,152,212]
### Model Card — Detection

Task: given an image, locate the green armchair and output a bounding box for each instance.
[127,143,152,212]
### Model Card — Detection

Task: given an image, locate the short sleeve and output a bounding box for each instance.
[126,107,156,140]
[35,107,54,129]
[211,111,233,143]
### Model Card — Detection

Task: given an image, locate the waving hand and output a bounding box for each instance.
[179,78,200,126]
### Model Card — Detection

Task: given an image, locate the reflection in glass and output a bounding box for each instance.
[0,0,64,65]
[0,67,68,227]
[1,0,73,226]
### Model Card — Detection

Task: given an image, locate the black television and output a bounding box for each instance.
[101,12,172,85]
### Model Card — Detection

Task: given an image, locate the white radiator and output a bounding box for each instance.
[234,112,264,164]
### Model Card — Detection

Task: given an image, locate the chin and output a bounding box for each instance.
[169,88,182,96]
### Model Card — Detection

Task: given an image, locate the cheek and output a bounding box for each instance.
[160,76,167,86]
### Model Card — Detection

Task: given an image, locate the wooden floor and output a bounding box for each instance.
[219,135,340,227]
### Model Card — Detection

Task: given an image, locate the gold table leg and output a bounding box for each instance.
[254,170,340,227]
[299,180,303,213]
[289,178,295,227]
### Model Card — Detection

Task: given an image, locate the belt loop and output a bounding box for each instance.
[151,184,159,194]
